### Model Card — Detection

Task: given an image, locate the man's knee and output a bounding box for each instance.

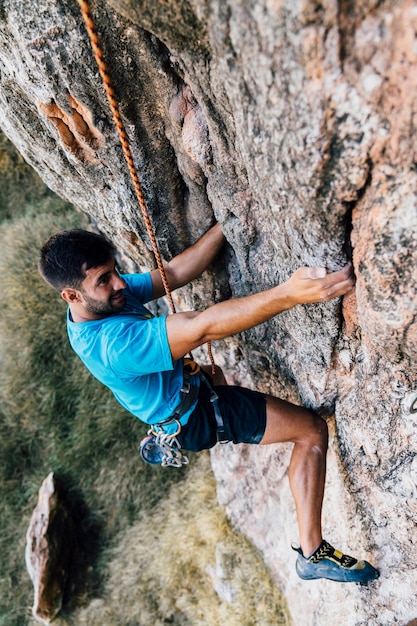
[307,412,328,448]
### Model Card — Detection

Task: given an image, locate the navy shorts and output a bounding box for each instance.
[177,379,267,452]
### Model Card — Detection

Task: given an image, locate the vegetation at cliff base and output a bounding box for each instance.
[0,132,290,626]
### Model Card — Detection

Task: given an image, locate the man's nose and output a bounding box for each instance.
[113,272,127,290]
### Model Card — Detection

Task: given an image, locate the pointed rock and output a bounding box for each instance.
[25,472,74,623]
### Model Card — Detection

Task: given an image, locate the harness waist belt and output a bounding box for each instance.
[157,367,228,443]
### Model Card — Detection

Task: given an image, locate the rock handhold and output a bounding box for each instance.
[25,472,74,623]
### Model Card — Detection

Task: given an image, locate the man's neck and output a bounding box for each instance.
[68,304,100,323]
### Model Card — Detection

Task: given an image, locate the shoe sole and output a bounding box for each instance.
[296,559,380,583]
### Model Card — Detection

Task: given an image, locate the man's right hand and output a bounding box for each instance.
[283,263,355,307]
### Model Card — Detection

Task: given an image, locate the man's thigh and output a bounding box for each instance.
[178,382,267,451]
[260,396,327,445]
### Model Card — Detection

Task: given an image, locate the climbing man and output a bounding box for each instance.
[38,223,379,583]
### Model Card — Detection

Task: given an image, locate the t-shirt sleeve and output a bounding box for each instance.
[105,315,173,377]
[122,272,153,303]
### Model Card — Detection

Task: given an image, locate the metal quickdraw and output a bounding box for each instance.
[139,430,189,467]
[139,418,189,468]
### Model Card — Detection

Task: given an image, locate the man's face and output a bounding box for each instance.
[78,258,127,318]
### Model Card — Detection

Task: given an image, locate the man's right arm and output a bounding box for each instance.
[165,264,354,361]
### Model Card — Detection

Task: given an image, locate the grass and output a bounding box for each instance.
[0,132,290,625]
[0,207,190,624]
[65,453,290,626]
[0,132,51,223]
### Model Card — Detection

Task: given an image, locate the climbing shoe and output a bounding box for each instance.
[293,540,379,583]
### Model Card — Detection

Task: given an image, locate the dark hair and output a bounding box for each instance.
[38,229,116,291]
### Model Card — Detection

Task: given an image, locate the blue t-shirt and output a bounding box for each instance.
[67,272,199,430]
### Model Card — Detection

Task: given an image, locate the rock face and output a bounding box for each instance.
[1,1,416,624]
[25,472,73,623]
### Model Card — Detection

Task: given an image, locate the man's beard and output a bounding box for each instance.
[80,289,125,317]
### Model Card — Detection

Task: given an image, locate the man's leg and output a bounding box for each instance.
[260,396,327,557]
[260,396,379,582]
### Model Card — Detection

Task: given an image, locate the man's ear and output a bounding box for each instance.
[61,288,82,304]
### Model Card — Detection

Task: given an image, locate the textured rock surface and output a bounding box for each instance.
[25,472,73,623]
[1,1,416,624]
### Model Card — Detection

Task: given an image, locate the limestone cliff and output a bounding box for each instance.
[0,1,416,624]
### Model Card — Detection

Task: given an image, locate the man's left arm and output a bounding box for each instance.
[150,223,225,300]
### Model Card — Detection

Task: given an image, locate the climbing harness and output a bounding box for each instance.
[138,364,198,466]
[138,364,229,467]
[77,0,220,464]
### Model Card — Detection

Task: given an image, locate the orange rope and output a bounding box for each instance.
[77,0,176,314]
[77,0,216,373]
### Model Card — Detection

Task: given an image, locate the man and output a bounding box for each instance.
[39,223,379,583]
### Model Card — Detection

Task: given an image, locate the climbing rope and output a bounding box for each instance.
[77,0,175,312]
[77,0,216,372]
